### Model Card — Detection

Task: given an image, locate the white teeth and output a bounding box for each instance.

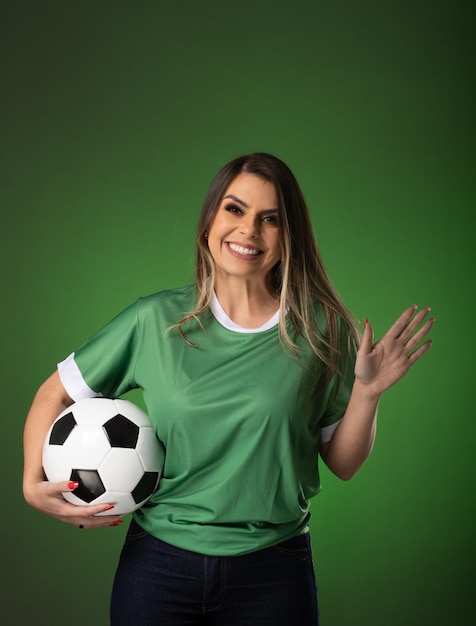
[228,243,260,256]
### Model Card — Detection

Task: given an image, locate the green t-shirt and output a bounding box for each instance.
[58,285,355,556]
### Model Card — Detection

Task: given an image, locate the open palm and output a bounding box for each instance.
[355,305,435,396]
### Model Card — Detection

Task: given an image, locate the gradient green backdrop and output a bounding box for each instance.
[1,1,474,624]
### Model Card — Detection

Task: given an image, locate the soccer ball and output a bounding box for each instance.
[42,397,165,516]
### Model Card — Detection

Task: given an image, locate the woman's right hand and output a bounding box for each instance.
[24,478,124,528]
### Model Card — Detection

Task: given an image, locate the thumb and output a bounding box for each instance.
[57,480,79,494]
[359,318,374,355]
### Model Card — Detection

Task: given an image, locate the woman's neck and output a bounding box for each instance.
[213,279,279,329]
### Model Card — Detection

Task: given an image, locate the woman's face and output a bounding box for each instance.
[207,173,281,287]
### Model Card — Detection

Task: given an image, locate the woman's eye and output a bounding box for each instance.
[224,203,243,215]
[263,214,279,225]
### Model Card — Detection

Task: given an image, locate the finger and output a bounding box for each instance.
[387,305,419,339]
[405,316,435,352]
[42,480,80,504]
[359,318,374,355]
[78,518,124,530]
[57,480,79,494]
[68,503,123,528]
[408,338,433,365]
[400,307,433,344]
[68,502,118,518]
[77,513,124,529]
[74,515,124,529]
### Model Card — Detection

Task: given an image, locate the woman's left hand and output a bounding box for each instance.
[354,305,435,397]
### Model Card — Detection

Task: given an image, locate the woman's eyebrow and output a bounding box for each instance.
[224,194,249,208]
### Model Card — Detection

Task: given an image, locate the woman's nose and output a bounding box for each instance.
[240,215,259,238]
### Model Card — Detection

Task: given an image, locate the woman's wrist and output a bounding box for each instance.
[351,378,383,404]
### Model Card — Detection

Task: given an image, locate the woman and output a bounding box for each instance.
[23,153,434,625]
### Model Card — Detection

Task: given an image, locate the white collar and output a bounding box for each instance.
[210,291,280,333]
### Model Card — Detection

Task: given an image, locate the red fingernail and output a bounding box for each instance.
[68,481,79,490]
[364,318,368,328]
[109,520,124,527]
[104,505,115,511]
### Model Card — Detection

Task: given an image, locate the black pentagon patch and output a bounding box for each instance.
[49,412,77,445]
[70,469,105,503]
[103,414,139,448]
[132,472,159,504]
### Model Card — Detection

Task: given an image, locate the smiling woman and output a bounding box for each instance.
[23,152,434,626]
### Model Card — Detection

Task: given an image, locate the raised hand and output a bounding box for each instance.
[355,305,435,397]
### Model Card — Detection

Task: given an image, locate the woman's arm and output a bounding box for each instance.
[23,371,123,527]
[320,305,435,480]
[23,371,73,493]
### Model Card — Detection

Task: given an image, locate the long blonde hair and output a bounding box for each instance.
[173,153,361,389]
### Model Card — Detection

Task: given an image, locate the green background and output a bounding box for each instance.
[1,1,474,624]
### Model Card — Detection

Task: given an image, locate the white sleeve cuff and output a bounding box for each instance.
[320,419,342,444]
[57,353,103,402]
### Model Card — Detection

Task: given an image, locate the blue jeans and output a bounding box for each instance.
[110,519,319,625]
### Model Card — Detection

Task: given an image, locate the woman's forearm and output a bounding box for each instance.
[23,371,73,502]
[320,381,381,480]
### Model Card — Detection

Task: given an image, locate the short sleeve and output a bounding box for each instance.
[319,336,357,441]
[57,352,102,401]
[59,300,141,400]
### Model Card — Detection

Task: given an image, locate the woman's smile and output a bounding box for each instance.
[226,241,263,258]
